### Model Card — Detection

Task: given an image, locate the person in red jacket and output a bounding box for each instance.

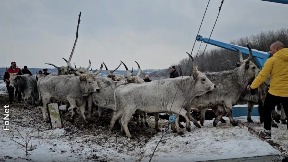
[4,62,22,103]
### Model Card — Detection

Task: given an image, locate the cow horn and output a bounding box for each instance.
[45,63,60,69]
[93,64,103,75]
[102,62,112,75]
[121,61,128,70]
[111,62,122,73]
[246,45,253,60]
[102,62,109,70]
[186,52,194,61]
[192,65,199,79]
[86,60,91,70]
[233,48,243,62]
[135,61,142,76]
[64,57,77,71]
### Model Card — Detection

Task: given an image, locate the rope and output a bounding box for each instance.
[189,0,211,55]
[148,125,170,162]
[149,1,215,160]
[202,0,225,55]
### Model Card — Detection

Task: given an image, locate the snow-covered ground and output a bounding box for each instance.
[0,95,287,162]
[1,117,286,162]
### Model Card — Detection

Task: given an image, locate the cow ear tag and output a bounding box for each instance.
[169,114,176,123]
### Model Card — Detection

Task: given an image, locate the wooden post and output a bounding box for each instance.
[48,103,63,129]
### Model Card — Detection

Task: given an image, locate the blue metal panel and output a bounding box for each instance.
[262,0,288,4]
[196,35,270,68]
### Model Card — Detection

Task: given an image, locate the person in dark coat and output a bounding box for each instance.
[169,66,179,78]
[43,69,50,76]
[4,62,22,103]
[21,66,32,75]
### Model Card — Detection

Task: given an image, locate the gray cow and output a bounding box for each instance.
[9,74,39,105]
[190,47,259,127]
[89,61,145,119]
[110,66,215,138]
[37,68,102,122]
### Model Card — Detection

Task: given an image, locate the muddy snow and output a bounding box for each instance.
[0,94,287,162]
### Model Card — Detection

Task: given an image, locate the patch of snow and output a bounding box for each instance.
[1,116,283,162]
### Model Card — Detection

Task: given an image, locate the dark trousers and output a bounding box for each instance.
[263,93,288,130]
[6,86,21,103]
[7,86,14,103]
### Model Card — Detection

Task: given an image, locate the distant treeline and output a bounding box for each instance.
[174,28,288,75]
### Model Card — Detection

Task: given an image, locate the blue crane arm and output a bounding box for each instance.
[195,35,270,68]
[262,0,288,4]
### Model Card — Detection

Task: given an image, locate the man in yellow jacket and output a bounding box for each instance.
[248,41,288,139]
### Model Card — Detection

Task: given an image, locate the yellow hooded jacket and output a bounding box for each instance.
[251,48,288,97]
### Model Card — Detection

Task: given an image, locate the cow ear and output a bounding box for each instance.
[79,76,87,82]
[192,66,199,79]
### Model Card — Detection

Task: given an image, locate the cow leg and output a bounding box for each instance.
[171,115,178,133]
[140,112,149,128]
[98,107,103,117]
[247,102,254,123]
[121,108,136,138]
[67,98,77,121]
[172,109,193,134]
[200,108,207,126]
[213,106,225,127]
[87,95,93,119]
[227,108,238,126]
[223,102,237,126]
[280,105,287,124]
[109,109,124,131]
[154,112,161,132]
[41,95,51,122]
[79,103,88,123]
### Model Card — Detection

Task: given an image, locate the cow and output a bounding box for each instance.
[109,66,215,138]
[185,46,259,127]
[220,80,286,127]
[89,61,147,123]
[9,74,39,105]
[37,65,102,122]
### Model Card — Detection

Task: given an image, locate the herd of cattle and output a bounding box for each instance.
[7,46,286,138]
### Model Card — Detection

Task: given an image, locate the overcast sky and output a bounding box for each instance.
[0,0,287,70]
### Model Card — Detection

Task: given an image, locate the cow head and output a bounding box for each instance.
[78,74,100,96]
[192,66,216,96]
[75,64,103,96]
[126,61,145,83]
[186,52,215,96]
[235,45,259,86]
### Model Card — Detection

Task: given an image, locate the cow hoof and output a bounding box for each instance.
[156,128,161,132]
[272,123,278,128]
[194,123,201,128]
[247,118,254,123]
[179,124,185,129]
[186,127,191,132]
[275,119,280,123]
[145,122,149,127]
[200,122,204,126]
[178,131,184,135]
[213,122,217,127]
[220,118,226,123]
[281,120,287,124]
[231,122,238,126]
